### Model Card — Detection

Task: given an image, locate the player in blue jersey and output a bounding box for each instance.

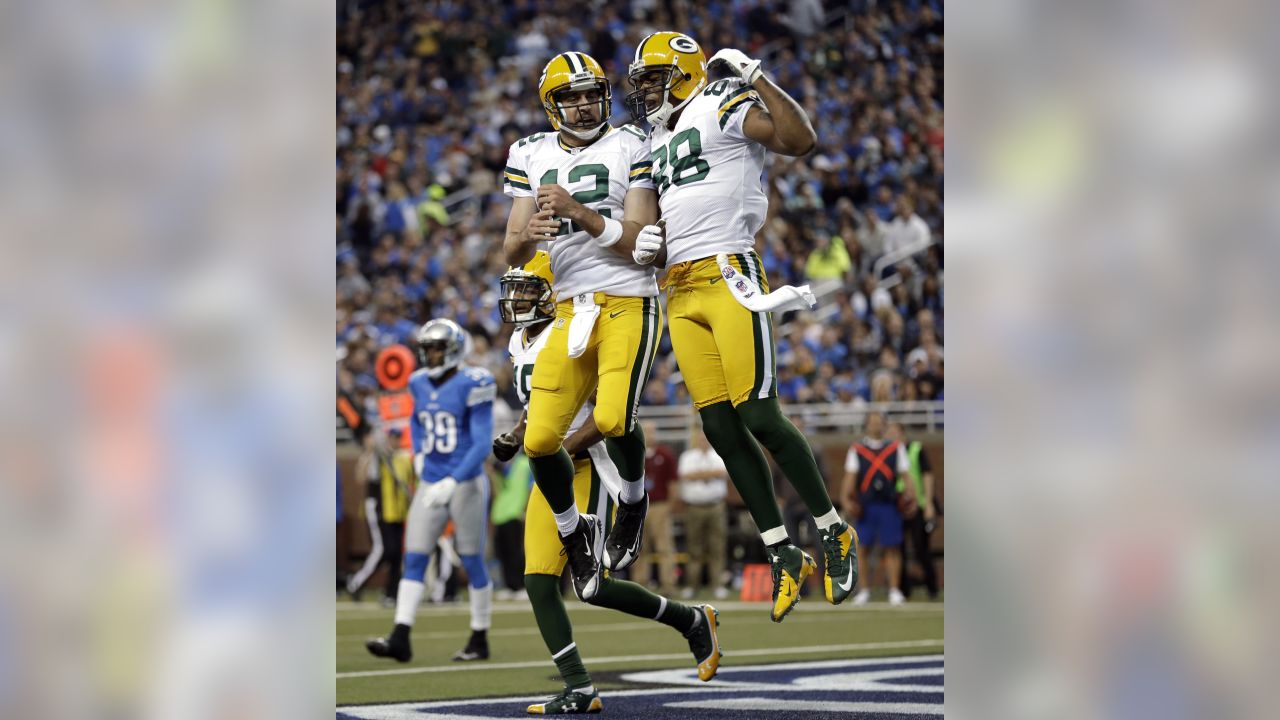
[366,318,498,662]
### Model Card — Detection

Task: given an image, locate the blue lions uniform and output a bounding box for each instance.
[408,365,496,485]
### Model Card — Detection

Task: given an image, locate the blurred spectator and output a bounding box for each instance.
[888,421,939,600]
[345,430,411,606]
[491,454,532,599]
[804,233,852,281]
[633,421,678,595]
[868,195,932,274]
[677,424,729,600]
[842,412,913,606]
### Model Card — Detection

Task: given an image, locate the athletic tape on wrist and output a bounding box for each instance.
[595,216,623,248]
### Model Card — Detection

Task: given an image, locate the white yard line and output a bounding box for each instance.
[337,638,943,679]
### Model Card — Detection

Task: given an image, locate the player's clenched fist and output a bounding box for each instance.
[535,184,584,223]
[708,48,763,85]
[492,432,521,462]
[523,207,561,243]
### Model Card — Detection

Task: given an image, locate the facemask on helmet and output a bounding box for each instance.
[539,52,612,141]
[499,270,554,328]
[625,32,707,127]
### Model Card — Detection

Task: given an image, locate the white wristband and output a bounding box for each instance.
[594,216,623,248]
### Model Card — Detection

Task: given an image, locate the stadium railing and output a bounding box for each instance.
[336,400,941,446]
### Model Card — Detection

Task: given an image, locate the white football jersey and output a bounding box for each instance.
[649,78,767,266]
[504,125,658,299]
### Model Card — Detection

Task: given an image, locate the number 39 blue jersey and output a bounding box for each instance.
[408,365,496,485]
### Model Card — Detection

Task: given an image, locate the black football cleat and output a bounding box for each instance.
[560,515,605,601]
[365,623,412,663]
[604,493,647,571]
[452,629,490,661]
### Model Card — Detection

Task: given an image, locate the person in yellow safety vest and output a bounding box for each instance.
[346,428,413,605]
[417,183,450,227]
[889,422,939,600]
[490,454,533,599]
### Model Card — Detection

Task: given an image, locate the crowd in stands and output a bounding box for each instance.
[337,0,944,427]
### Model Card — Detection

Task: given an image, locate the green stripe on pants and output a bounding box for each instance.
[623,298,653,433]
[736,253,765,400]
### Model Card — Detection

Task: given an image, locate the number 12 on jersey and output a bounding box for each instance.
[539,164,612,235]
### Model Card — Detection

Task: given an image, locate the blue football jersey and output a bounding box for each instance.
[408,365,496,485]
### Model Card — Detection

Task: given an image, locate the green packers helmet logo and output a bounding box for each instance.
[669,35,699,53]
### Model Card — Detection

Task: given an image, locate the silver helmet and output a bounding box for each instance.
[415,318,468,379]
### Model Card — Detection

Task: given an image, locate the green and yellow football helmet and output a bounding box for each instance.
[538,52,612,140]
[499,250,555,327]
[626,32,707,126]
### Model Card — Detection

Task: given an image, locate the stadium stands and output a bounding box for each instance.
[336,0,944,436]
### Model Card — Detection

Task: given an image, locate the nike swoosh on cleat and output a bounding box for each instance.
[838,563,854,592]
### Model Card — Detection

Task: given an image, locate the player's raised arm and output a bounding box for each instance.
[711,48,817,157]
[504,196,560,268]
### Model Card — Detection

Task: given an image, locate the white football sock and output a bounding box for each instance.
[554,506,581,537]
[619,476,645,505]
[814,508,842,531]
[393,579,425,627]
[760,525,790,546]
[469,583,493,631]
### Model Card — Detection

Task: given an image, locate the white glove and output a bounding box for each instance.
[709,48,763,85]
[421,476,458,507]
[634,220,665,265]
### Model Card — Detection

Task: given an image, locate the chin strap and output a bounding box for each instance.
[561,122,608,141]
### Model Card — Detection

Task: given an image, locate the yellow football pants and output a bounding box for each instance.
[524,455,612,575]
[665,251,777,410]
[523,293,662,458]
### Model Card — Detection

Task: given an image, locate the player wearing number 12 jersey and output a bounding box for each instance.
[502,51,661,605]
[366,319,496,664]
[626,32,858,622]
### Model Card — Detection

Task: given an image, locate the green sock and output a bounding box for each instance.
[698,401,785,532]
[604,423,646,482]
[529,447,577,515]
[526,574,592,689]
[591,577,696,633]
[737,398,836,517]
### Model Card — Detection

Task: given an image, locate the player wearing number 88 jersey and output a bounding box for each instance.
[365,318,498,665]
[629,33,856,623]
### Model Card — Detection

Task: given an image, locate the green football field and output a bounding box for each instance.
[337,593,944,707]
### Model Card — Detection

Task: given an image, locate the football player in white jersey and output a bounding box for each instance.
[625,33,858,623]
[491,253,720,715]
[502,52,661,604]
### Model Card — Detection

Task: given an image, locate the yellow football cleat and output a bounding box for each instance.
[768,544,817,622]
[683,604,722,681]
[822,522,859,605]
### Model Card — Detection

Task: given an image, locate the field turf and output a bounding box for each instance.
[337,592,943,708]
